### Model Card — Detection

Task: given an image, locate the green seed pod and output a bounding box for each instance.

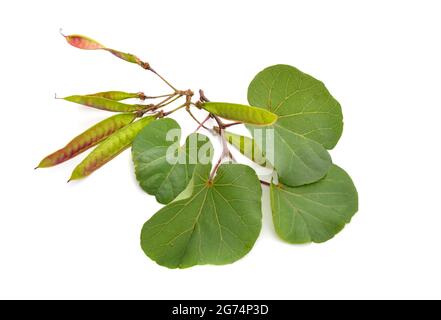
[105,49,144,66]
[202,102,278,126]
[222,129,268,167]
[87,91,145,101]
[37,113,137,168]
[63,95,145,112]
[69,115,157,181]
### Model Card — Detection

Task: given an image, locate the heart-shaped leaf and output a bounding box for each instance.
[141,161,263,269]
[132,118,212,204]
[270,165,358,243]
[247,64,343,186]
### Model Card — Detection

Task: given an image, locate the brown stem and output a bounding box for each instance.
[156,94,178,108]
[199,89,210,102]
[159,94,182,108]
[148,67,178,92]
[260,180,270,186]
[136,104,155,116]
[223,121,242,128]
[162,103,186,117]
[209,156,223,181]
[198,90,236,179]
[142,93,175,100]
[186,108,210,130]
[209,112,235,180]
[194,114,212,132]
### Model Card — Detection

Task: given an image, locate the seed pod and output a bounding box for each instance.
[63,95,145,112]
[37,113,137,168]
[87,91,145,101]
[105,49,143,66]
[222,129,269,167]
[63,34,104,50]
[62,33,148,68]
[202,102,278,126]
[69,115,157,181]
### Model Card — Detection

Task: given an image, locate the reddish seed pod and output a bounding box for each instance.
[62,34,105,50]
[69,115,157,181]
[37,113,137,168]
[62,33,148,68]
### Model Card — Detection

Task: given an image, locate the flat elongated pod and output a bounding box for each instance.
[69,115,156,180]
[37,113,137,168]
[202,102,277,125]
[63,34,104,50]
[105,49,143,65]
[62,33,148,68]
[63,95,145,112]
[223,130,268,167]
[87,91,144,101]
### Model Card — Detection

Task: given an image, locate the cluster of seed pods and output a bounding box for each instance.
[39,88,157,179]
[38,32,160,180]
[40,32,279,181]
[69,115,157,181]
[38,113,137,168]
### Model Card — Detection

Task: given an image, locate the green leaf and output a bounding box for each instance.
[132,118,213,205]
[248,64,343,149]
[141,162,263,269]
[202,102,278,125]
[247,64,343,186]
[270,165,358,244]
[258,125,332,186]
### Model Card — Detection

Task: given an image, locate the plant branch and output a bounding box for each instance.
[142,93,175,100]
[209,156,224,181]
[199,89,210,102]
[162,103,186,117]
[148,67,178,92]
[159,94,182,108]
[194,114,212,132]
[155,93,178,108]
[222,121,242,128]
[186,108,209,130]
[209,112,236,179]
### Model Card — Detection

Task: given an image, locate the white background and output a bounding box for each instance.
[0,0,440,300]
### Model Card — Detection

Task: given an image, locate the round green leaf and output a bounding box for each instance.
[132,118,212,204]
[141,163,263,269]
[247,64,343,186]
[248,64,343,149]
[270,165,358,244]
